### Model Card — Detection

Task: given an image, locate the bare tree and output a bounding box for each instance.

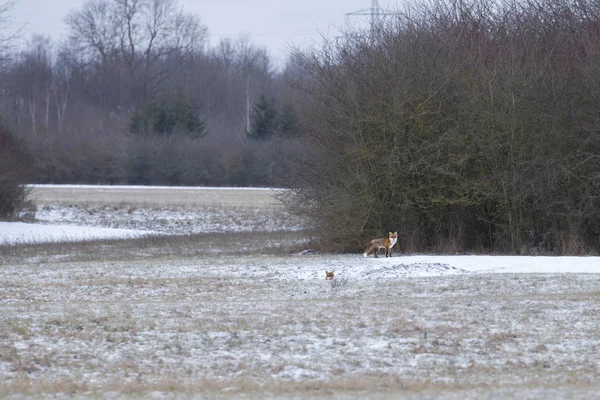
[0,1,20,63]
[3,36,53,139]
[52,47,72,135]
[211,36,273,144]
[0,2,30,220]
[66,0,208,103]
[0,1,20,118]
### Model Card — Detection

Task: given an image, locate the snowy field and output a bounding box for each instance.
[27,184,284,207]
[1,185,600,398]
[0,221,155,245]
[1,185,301,244]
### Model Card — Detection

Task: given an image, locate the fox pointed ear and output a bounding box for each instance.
[394,231,398,235]
[389,231,393,236]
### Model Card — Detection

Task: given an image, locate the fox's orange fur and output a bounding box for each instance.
[363,231,398,258]
[325,271,334,280]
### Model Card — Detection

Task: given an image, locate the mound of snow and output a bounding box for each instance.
[394,255,600,274]
[281,254,600,282]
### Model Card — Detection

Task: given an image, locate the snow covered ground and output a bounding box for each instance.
[2,250,600,398]
[33,203,304,235]
[27,184,285,208]
[1,185,599,398]
[357,254,600,276]
[0,221,155,245]
[1,185,303,245]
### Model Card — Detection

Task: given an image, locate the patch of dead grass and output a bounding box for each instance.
[0,230,312,265]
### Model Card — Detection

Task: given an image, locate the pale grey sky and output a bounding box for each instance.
[10,0,398,66]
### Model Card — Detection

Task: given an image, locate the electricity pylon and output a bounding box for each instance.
[346,0,393,37]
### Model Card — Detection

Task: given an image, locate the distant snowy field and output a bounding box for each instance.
[0,221,155,245]
[27,184,285,207]
[1,184,300,244]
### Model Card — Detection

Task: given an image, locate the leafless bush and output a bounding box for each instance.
[0,126,30,220]
[284,0,600,254]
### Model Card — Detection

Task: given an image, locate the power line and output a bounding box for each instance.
[345,0,394,36]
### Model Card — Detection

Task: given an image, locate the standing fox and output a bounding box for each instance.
[363,231,398,258]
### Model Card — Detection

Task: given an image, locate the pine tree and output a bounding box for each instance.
[248,94,277,140]
[278,102,300,136]
[130,98,207,139]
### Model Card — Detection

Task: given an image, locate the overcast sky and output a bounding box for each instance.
[10,0,398,67]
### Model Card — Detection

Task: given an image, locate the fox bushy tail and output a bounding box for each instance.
[363,244,374,257]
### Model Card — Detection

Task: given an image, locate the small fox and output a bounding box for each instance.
[363,231,398,258]
[325,271,334,280]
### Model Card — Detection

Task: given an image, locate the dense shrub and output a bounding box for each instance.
[0,127,31,219]
[285,0,600,254]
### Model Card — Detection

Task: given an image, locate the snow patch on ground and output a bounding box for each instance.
[226,254,600,282]
[356,254,600,275]
[29,184,283,191]
[2,190,305,245]
[0,221,154,245]
[34,204,305,235]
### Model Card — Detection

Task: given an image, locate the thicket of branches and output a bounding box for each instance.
[285,0,600,254]
[0,126,30,219]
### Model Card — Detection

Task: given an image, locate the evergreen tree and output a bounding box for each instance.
[278,102,300,136]
[248,94,278,140]
[130,98,208,139]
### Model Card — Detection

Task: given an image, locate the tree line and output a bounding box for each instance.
[2,0,600,255]
[0,0,294,187]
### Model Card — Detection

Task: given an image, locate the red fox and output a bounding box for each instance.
[363,231,398,258]
[325,271,334,280]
